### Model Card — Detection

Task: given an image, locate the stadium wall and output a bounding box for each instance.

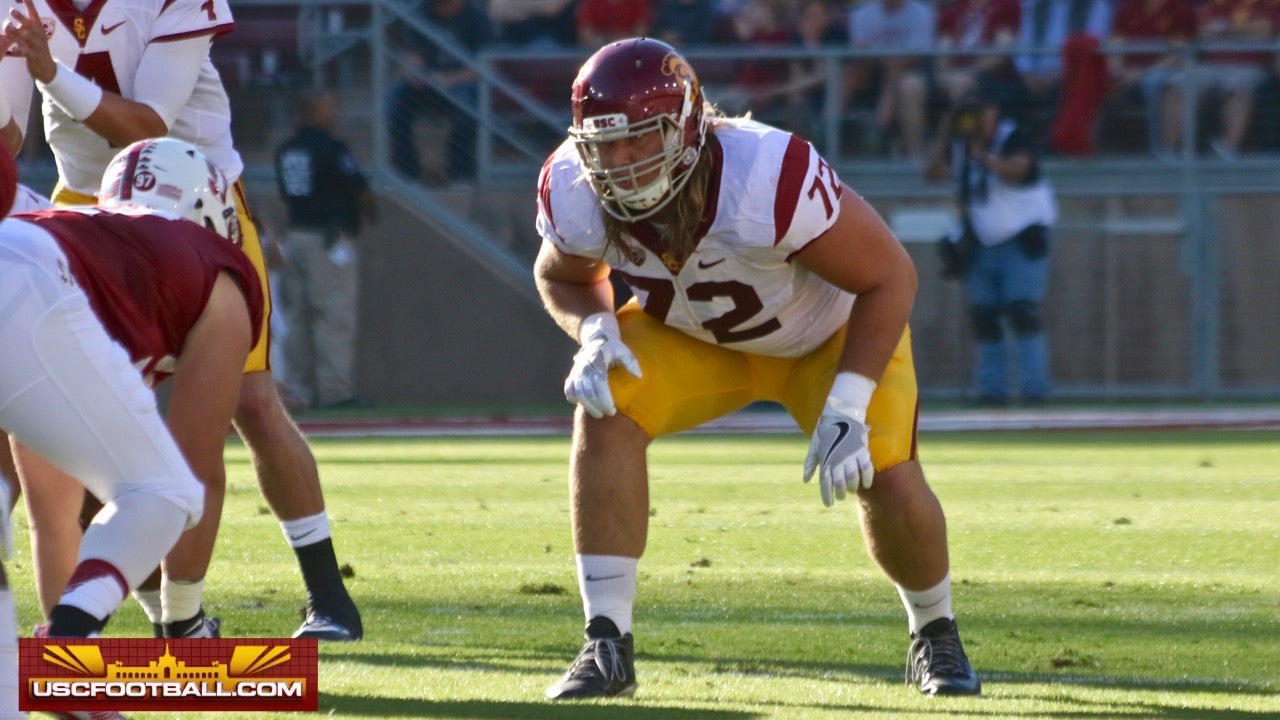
[245,181,1280,406]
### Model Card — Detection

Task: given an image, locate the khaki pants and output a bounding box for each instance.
[278,228,359,406]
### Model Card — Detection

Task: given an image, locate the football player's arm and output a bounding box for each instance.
[533,239,614,340]
[167,272,251,487]
[536,238,640,417]
[97,36,211,144]
[163,273,252,573]
[4,0,206,145]
[0,58,34,155]
[1,116,21,159]
[794,187,917,382]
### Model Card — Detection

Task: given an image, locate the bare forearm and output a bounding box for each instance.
[839,265,916,380]
[536,275,616,340]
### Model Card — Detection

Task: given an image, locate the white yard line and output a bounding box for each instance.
[295,407,1280,438]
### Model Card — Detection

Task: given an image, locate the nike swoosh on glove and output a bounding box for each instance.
[564,312,642,419]
[802,371,878,506]
[803,411,874,506]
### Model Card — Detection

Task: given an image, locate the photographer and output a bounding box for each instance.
[925,83,1057,406]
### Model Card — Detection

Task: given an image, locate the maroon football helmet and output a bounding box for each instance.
[570,38,706,221]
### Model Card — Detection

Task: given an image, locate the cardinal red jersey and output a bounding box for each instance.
[13,208,263,384]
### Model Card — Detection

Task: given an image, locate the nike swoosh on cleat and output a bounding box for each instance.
[822,421,851,465]
[584,574,624,582]
[697,258,726,269]
[101,20,126,34]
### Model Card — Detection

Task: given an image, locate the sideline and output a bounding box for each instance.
[294,407,1280,438]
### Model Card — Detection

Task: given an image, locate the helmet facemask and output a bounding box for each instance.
[572,67,705,223]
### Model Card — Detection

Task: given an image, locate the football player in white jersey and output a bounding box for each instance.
[536,38,981,700]
[1,0,362,641]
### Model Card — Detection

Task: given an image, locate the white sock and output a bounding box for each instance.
[58,571,124,622]
[897,573,953,634]
[0,589,22,720]
[280,512,332,548]
[132,588,163,624]
[577,555,638,636]
[161,578,204,624]
[80,492,188,589]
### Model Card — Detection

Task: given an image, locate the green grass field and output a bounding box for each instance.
[12,430,1279,719]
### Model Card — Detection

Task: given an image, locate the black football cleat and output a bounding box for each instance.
[294,594,363,641]
[165,610,221,639]
[546,617,637,700]
[905,617,982,696]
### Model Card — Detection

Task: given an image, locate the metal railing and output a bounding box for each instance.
[216,3,1280,399]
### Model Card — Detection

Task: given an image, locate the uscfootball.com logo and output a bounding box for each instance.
[20,638,318,713]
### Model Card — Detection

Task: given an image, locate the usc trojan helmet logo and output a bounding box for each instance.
[662,53,700,101]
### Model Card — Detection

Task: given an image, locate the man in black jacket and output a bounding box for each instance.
[275,89,378,410]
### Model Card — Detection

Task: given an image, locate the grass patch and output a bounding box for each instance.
[9,430,1277,718]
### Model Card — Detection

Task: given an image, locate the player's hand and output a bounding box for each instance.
[4,0,56,83]
[564,312,641,419]
[803,372,877,506]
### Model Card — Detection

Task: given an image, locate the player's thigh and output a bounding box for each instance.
[782,326,919,472]
[50,185,96,206]
[232,182,273,374]
[611,302,756,438]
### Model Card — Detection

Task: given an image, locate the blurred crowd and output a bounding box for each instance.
[476,0,1280,160]
[209,0,1280,165]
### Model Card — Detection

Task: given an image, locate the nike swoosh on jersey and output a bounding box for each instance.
[697,258,726,269]
[101,20,126,35]
[822,421,851,466]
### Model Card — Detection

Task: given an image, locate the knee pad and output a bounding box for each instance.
[1007,300,1043,337]
[969,305,1002,343]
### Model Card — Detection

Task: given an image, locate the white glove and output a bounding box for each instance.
[564,312,642,419]
[803,372,877,506]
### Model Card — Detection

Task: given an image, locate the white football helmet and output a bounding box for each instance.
[99,137,242,244]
